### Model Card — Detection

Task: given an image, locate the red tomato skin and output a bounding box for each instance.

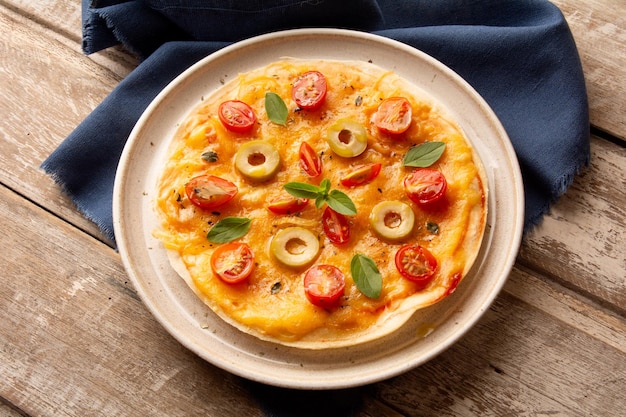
[292,71,328,110]
[395,244,438,287]
[218,100,257,133]
[373,97,413,134]
[267,197,309,215]
[443,273,462,297]
[210,243,255,284]
[322,207,350,245]
[340,163,382,187]
[299,141,323,177]
[404,168,447,205]
[185,175,238,210]
[304,265,345,308]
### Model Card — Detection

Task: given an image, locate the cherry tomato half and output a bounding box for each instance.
[267,196,309,215]
[340,163,382,187]
[299,141,323,177]
[395,244,437,286]
[292,71,328,110]
[218,100,257,133]
[404,168,447,205]
[322,207,350,245]
[185,175,238,210]
[304,264,345,308]
[373,97,413,134]
[210,243,255,284]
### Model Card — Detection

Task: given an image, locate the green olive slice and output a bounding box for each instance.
[369,201,415,241]
[234,140,280,182]
[326,118,368,157]
[270,227,320,268]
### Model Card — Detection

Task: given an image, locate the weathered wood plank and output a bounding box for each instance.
[506,264,626,355]
[0,185,265,417]
[2,0,82,39]
[2,0,137,78]
[553,0,626,141]
[520,135,626,314]
[0,400,27,417]
[361,396,406,417]
[0,5,123,244]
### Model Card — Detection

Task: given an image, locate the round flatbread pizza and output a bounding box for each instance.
[153,58,488,349]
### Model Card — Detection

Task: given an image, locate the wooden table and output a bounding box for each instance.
[1,1,624,415]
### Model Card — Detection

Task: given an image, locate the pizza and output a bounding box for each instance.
[153,58,488,349]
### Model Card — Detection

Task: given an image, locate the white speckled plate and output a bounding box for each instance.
[113,29,524,389]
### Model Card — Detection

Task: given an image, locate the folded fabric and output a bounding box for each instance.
[41,0,590,414]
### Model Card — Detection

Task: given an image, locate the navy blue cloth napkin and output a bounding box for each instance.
[42,0,589,412]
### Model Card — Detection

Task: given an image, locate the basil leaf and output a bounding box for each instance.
[314,195,326,209]
[206,217,251,243]
[327,190,357,215]
[351,254,382,299]
[265,92,288,126]
[284,179,357,215]
[319,178,331,194]
[284,182,321,199]
[403,142,446,167]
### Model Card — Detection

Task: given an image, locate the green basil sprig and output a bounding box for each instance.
[351,253,382,299]
[265,92,288,126]
[284,178,356,215]
[206,217,251,243]
[403,141,446,167]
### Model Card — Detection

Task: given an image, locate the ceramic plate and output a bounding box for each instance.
[113,29,524,389]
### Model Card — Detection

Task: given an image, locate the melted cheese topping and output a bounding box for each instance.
[154,59,486,344]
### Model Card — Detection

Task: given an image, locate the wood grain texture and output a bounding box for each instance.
[0,400,27,417]
[0,185,265,417]
[2,0,83,39]
[2,0,137,78]
[519,135,626,314]
[552,0,626,140]
[0,5,121,244]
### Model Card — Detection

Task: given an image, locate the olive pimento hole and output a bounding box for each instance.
[384,212,402,229]
[248,152,266,166]
[338,129,353,144]
[285,238,307,255]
